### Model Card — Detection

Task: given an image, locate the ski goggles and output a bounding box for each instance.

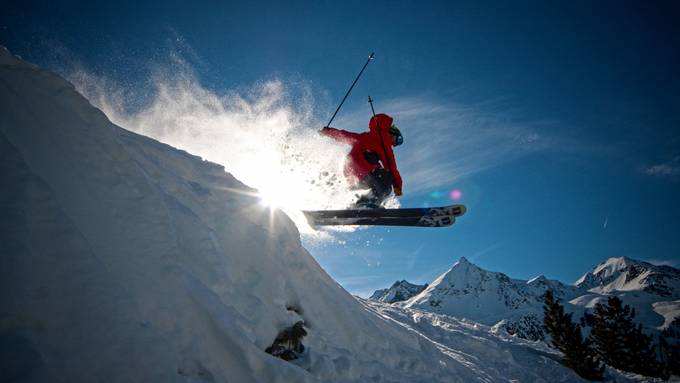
[389,125,403,146]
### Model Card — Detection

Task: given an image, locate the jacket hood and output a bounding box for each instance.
[368,113,393,132]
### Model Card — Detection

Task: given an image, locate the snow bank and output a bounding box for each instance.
[1,46,585,382]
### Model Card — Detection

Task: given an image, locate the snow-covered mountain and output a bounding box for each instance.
[404,257,582,322]
[571,256,680,330]
[397,257,582,340]
[0,46,600,382]
[575,256,680,298]
[369,280,427,303]
[375,256,680,342]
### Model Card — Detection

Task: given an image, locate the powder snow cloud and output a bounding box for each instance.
[68,59,367,235]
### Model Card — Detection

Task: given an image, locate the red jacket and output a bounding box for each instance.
[321,113,403,191]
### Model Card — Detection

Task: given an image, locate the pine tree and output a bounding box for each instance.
[543,290,566,347]
[669,339,680,376]
[590,296,662,377]
[626,323,660,376]
[660,323,680,377]
[590,297,627,369]
[543,290,604,380]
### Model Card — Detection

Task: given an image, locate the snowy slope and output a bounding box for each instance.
[0,46,594,382]
[367,300,659,383]
[369,280,427,303]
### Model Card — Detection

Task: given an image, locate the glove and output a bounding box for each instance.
[319,126,330,135]
[394,187,403,196]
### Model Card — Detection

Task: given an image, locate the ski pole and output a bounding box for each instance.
[325,52,375,128]
[368,95,377,116]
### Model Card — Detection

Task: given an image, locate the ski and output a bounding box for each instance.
[304,204,466,219]
[306,214,458,227]
[303,204,466,228]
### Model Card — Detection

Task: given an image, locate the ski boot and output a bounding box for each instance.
[352,194,384,210]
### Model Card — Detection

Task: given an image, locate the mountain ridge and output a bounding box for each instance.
[369,280,428,303]
[370,256,680,341]
[575,256,680,297]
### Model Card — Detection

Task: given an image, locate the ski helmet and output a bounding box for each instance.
[389,125,403,146]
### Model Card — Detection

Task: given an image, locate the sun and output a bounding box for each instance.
[258,190,284,209]
[256,179,304,212]
[256,183,323,233]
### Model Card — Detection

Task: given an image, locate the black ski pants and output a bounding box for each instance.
[356,168,394,205]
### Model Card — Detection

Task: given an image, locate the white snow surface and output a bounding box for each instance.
[0,46,603,382]
[653,300,680,328]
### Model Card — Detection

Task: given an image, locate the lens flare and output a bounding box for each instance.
[429,191,443,199]
[450,189,462,200]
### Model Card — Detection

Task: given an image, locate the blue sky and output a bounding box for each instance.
[3,0,679,296]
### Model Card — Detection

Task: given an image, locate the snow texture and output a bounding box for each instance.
[0,46,647,382]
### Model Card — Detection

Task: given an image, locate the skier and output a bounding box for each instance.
[320,113,403,208]
[303,53,466,228]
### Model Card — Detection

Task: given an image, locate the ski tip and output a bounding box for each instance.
[458,204,467,216]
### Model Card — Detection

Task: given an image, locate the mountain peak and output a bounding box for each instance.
[370,280,428,303]
[596,256,635,271]
[576,256,680,297]
[429,257,483,287]
[450,256,477,272]
[404,256,568,328]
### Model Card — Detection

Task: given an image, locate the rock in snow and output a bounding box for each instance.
[1,46,647,382]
